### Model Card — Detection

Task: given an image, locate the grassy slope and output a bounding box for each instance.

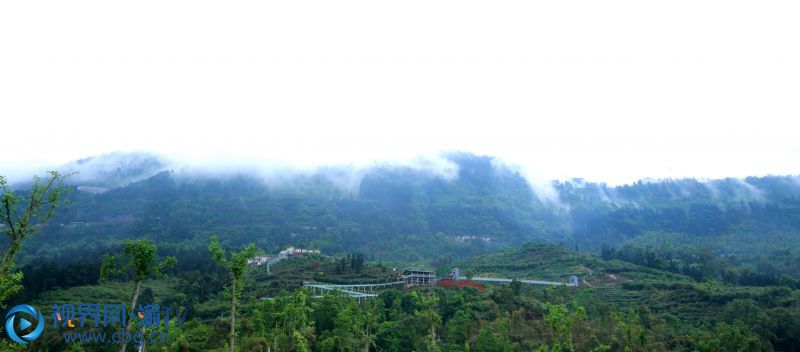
[28,254,397,320]
[459,242,693,283]
[248,254,400,298]
[32,280,178,309]
[459,243,798,330]
[28,246,799,339]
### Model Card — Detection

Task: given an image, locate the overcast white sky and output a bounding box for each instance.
[1,0,799,185]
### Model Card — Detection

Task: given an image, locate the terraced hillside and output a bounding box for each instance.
[459,243,799,332]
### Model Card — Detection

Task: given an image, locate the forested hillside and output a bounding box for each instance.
[4,153,800,351]
[16,243,800,351]
[16,153,800,280]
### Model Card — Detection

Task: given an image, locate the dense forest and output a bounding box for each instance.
[10,245,800,351]
[17,152,800,279]
[2,152,800,351]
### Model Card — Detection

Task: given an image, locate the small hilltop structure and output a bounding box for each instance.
[401,269,437,288]
[248,246,321,273]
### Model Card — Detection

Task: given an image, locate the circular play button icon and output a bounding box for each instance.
[5,304,44,345]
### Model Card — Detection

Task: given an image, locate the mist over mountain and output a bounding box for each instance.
[11,151,798,280]
[7,150,800,351]
[38,151,171,190]
[49,150,800,209]
[27,150,800,202]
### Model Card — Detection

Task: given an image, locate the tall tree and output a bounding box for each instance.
[100,239,176,352]
[360,299,382,352]
[417,293,441,352]
[209,235,263,352]
[542,304,586,352]
[0,171,70,307]
[612,309,648,352]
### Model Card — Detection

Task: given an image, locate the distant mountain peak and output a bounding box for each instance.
[60,151,170,189]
